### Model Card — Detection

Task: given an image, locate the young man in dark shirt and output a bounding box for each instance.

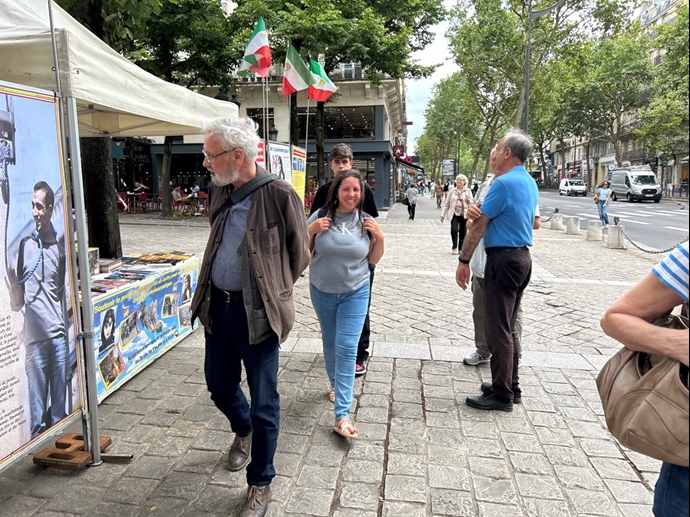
[310,144,378,376]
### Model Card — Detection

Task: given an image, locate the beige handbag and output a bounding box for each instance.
[596,303,689,466]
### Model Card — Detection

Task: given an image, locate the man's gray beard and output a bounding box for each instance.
[211,166,240,187]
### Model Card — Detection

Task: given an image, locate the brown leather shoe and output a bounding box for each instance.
[226,433,252,472]
[238,484,271,517]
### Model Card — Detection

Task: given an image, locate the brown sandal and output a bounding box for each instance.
[333,418,358,439]
[328,387,335,404]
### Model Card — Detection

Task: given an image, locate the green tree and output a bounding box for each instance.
[113,0,236,216]
[637,6,689,160]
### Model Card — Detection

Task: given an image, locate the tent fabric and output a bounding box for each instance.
[0,0,237,137]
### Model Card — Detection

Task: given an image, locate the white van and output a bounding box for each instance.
[559,178,587,196]
[609,167,662,203]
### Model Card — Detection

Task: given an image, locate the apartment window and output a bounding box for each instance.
[297,106,375,140]
[246,108,275,139]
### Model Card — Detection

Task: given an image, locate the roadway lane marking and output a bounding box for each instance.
[615,219,651,225]
[609,211,655,218]
[664,226,690,232]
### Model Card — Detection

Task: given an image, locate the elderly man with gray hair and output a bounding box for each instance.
[191,117,310,517]
[455,129,539,412]
[440,173,473,254]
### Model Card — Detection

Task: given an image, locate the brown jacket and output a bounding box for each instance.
[191,167,310,343]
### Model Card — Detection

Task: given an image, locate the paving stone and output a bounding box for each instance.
[568,421,612,440]
[477,502,524,517]
[354,422,388,441]
[462,420,500,439]
[472,476,519,505]
[385,475,427,503]
[502,432,544,454]
[381,501,426,517]
[274,452,303,477]
[392,389,422,404]
[189,485,241,515]
[43,485,107,513]
[534,426,576,446]
[391,401,424,419]
[175,449,221,474]
[554,465,606,491]
[296,465,340,490]
[521,498,572,517]
[338,482,380,511]
[603,479,653,504]
[565,488,618,516]
[467,457,510,480]
[426,411,460,428]
[387,452,427,477]
[428,465,471,491]
[276,432,310,454]
[514,473,564,500]
[508,452,552,476]
[152,471,209,500]
[285,488,334,516]
[617,503,655,517]
[579,439,624,459]
[461,437,503,459]
[430,489,474,516]
[428,445,468,468]
[542,444,591,467]
[0,495,48,517]
[342,460,383,484]
[589,457,641,482]
[424,397,456,413]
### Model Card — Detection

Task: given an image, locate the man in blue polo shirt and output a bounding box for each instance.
[456,129,539,411]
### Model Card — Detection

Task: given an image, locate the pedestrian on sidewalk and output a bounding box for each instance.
[307,169,385,439]
[191,117,310,517]
[455,129,539,412]
[310,143,379,375]
[601,241,689,517]
[440,173,473,255]
[595,180,612,228]
[434,181,444,208]
[406,183,418,220]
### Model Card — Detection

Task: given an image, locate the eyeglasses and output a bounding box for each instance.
[202,148,236,160]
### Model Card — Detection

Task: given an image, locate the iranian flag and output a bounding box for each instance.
[281,43,315,96]
[308,60,337,102]
[237,17,272,78]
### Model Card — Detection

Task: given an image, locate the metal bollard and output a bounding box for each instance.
[566,216,581,235]
[606,225,626,249]
[550,214,564,230]
[587,220,603,241]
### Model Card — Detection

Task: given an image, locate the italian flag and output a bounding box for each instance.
[281,43,315,96]
[237,17,272,78]
[308,59,338,102]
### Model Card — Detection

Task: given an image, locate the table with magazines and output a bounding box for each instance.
[87,252,199,402]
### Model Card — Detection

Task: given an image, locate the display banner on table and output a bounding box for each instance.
[267,142,292,184]
[0,82,81,469]
[91,258,199,402]
[291,146,307,202]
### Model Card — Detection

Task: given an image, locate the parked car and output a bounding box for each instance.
[609,167,662,203]
[559,178,588,196]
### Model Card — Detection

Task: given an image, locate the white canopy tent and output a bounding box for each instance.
[0,0,237,469]
[0,0,237,136]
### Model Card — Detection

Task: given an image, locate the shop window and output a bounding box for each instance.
[246,108,275,140]
[297,106,375,140]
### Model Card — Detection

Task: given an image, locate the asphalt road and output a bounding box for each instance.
[391,190,689,251]
[539,190,689,250]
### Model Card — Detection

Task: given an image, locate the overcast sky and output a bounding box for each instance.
[406,2,459,156]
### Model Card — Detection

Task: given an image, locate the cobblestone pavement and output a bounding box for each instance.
[0,194,673,517]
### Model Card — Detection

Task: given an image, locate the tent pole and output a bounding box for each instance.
[66,96,102,466]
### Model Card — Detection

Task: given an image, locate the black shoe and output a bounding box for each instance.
[227,433,252,471]
[355,358,368,376]
[480,381,522,404]
[466,392,514,412]
[239,484,271,517]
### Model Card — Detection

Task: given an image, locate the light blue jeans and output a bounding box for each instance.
[310,283,369,420]
[597,200,609,225]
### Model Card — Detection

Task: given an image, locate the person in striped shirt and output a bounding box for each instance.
[601,240,689,517]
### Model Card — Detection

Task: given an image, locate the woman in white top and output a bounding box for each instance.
[406,183,419,220]
[440,173,473,254]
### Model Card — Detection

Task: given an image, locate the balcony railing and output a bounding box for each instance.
[622,148,646,162]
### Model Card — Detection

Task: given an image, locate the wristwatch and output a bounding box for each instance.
[458,257,470,265]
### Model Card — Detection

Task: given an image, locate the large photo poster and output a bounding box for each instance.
[291,146,307,202]
[267,142,292,184]
[0,83,81,468]
[91,258,199,402]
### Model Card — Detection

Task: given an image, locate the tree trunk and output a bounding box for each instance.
[315,102,325,184]
[80,138,122,259]
[160,136,174,217]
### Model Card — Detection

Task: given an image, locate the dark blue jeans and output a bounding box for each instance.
[26,336,68,438]
[204,296,280,487]
[654,461,689,516]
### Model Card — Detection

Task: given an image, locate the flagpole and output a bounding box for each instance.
[305,98,310,155]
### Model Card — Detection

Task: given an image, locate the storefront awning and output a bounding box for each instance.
[395,158,424,173]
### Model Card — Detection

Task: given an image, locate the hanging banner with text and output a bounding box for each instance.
[0,82,81,469]
[291,146,307,203]
[91,258,199,402]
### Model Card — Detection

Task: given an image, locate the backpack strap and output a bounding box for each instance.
[211,173,276,225]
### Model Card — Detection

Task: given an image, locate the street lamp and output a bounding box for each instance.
[453,130,460,176]
[524,0,567,134]
[269,124,278,142]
